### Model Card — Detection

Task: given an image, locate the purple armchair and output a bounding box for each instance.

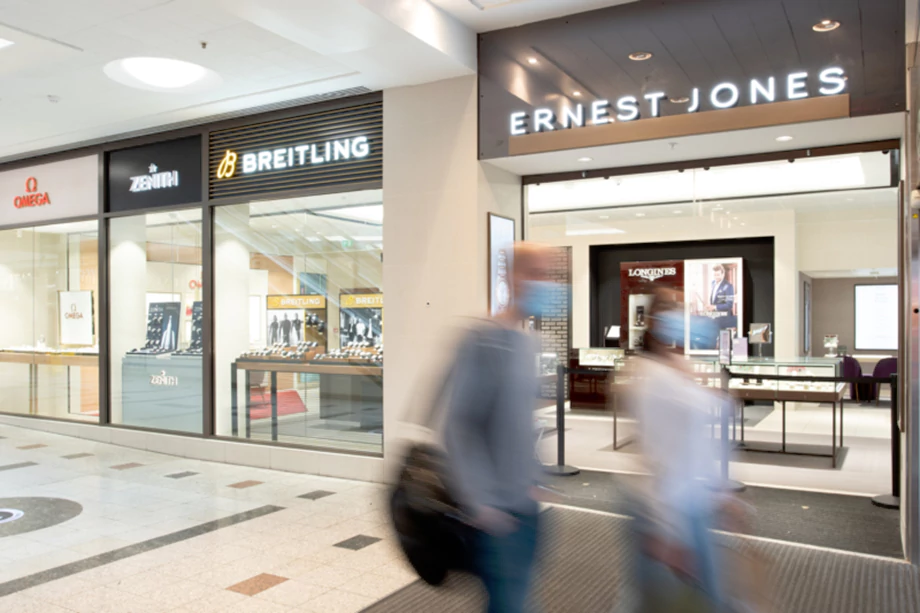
[841,356,864,402]
[870,358,898,404]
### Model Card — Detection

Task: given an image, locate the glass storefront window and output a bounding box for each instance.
[0,221,99,421]
[215,190,383,455]
[109,209,203,433]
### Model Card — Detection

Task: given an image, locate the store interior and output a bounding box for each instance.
[527,144,899,495]
[214,189,384,454]
[0,221,99,422]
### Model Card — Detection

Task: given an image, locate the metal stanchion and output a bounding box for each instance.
[719,366,745,492]
[872,373,900,509]
[544,364,580,476]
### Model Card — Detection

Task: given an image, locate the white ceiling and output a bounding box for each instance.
[429,0,636,32]
[486,113,905,176]
[0,0,478,162]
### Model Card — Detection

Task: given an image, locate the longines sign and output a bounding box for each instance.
[628,267,678,282]
[0,156,98,227]
[509,68,847,135]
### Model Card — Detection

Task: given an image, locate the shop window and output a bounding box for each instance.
[0,222,99,421]
[214,190,383,455]
[109,209,203,433]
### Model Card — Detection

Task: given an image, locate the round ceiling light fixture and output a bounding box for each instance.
[527,57,539,65]
[669,95,690,104]
[104,57,220,92]
[572,90,582,97]
[776,135,794,142]
[813,19,840,32]
[577,156,593,163]
[629,51,653,61]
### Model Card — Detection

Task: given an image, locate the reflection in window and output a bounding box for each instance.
[109,210,203,433]
[0,221,99,421]
[215,190,383,455]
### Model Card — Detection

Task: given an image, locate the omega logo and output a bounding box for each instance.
[189,280,202,290]
[14,177,51,209]
[64,303,84,320]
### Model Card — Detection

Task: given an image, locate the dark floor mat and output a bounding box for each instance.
[361,507,919,613]
[543,469,903,558]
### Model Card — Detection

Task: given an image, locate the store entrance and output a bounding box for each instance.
[524,143,903,554]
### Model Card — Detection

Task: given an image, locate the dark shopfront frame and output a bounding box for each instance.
[0,92,384,458]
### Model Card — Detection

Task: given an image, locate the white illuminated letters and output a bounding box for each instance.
[510,111,528,136]
[505,65,847,134]
[644,92,666,117]
[787,72,809,99]
[750,77,776,104]
[688,88,700,113]
[591,100,611,125]
[562,104,585,129]
[238,136,371,175]
[819,67,847,95]
[711,83,740,109]
[616,96,640,121]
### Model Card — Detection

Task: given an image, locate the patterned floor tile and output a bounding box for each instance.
[166,471,198,479]
[62,453,94,460]
[228,480,263,489]
[227,573,288,596]
[333,535,382,551]
[298,490,336,501]
[110,463,144,470]
[17,444,47,450]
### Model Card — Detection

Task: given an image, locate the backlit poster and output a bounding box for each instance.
[684,258,743,355]
[59,290,94,346]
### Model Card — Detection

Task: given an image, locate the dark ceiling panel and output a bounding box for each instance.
[478,0,905,160]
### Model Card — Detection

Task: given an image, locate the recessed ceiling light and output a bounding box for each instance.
[599,215,609,219]
[577,156,593,163]
[813,19,840,32]
[527,57,538,65]
[104,57,220,92]
[635,212,646,217]
[669,96,690,104]
[776,135,794,142]
[629,51,653,61]
[572,90,582,97]
[673,210,682,214]
[0,38,14,51]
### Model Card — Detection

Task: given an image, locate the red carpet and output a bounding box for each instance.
[249,390,306,420]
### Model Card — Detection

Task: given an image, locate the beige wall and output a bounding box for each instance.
[383,76,522,475]
[797,208,898,274]
[811,276,899,359]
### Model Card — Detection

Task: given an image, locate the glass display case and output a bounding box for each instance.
[578,347,625,368]
[688,357,720,388]
[727,357,841,398]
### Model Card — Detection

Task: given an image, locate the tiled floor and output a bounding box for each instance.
[538,400,893,494]
[0,424,415,613]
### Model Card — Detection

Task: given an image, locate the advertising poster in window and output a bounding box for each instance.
[489,214,515,317]
[684,258,743,355]
[339,293,383,347]
[59,290,95,346]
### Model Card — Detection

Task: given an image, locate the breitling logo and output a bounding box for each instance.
[216,150,238,179]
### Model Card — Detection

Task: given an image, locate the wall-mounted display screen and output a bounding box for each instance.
[855,284,898,350]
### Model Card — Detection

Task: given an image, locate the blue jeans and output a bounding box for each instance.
[475,511,540,613]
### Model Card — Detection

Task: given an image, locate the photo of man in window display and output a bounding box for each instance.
[687,261,740,351]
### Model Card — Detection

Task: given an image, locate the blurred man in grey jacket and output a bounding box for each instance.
[444,242,555,613]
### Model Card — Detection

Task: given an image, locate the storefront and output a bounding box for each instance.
[476,0,914,555]
[0,93,385,458]
[0,155,100,423]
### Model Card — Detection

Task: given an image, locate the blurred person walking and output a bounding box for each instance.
[621,287,733,612]
[443,242,556,613]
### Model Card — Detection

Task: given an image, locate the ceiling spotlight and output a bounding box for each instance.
[527,57,538,65]
[813,19,840,32]
[577,156,593,163]
[0,38,14,51]
[629,51,653,61]
[572,90,582,97]
[776,135,794,142]
[669,96,690,104]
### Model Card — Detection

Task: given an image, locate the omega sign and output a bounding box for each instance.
[510,67,847,135]
[628,267,677,282]
[14,177,51,208]
[65,304,84,320]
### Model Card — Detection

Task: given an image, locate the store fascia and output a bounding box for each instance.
[0,93,387,462]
